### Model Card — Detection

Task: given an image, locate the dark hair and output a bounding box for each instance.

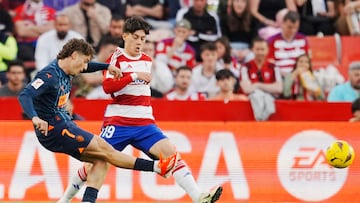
[250,36,267,48]
[57,38,95,59]
[123,16,150,35]
[175,65,192,76]
[352,98,360,114]
[96,36,120,52]
[227,0,251,32]
[293,54,313,72]
[200,42,217,53]
[7,60,25,72]
[283,11,300,23]
[215,36,232,64]
[216,69,235,80]
[111,14,125,22]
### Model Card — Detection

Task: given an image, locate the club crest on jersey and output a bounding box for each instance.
[31,78,44,89]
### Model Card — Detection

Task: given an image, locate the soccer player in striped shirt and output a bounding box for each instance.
[60,16,222,203]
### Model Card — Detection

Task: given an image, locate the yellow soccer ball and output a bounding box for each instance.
[326,140,355,169]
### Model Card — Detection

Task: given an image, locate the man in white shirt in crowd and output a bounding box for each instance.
[34,14,83,73]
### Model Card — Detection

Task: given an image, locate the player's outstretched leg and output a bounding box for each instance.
[57,152,179,203]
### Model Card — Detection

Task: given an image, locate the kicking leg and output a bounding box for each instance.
[149,138,223,203]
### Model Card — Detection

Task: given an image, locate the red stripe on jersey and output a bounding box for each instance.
[103,116,155,126]
[112,95,151,106]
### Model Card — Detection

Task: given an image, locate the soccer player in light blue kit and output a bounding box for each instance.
[18,38,178,203]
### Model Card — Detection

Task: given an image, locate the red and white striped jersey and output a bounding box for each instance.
[267,33,309,75]
[155,38,196,72]
[102,48,155,126]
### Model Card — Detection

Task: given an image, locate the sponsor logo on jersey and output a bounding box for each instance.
[31,78,44,89]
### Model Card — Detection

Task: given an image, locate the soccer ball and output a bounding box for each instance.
[326,140,355,169]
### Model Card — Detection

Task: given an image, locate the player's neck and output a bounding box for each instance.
[58,59,70,74]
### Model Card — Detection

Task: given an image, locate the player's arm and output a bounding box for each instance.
[102,72,137,94]
[18,73,52,119]
[18,73,53,135]
[83,62,122,78]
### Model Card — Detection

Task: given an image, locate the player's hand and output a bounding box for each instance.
[32,116,49,136]
[136,72,152,83]
[108,65,123,79]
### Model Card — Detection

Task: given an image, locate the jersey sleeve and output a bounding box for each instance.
[18,71,55,119]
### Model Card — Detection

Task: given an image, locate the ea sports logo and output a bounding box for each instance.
[277,130,348,202]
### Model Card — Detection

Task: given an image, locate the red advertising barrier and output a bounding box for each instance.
[0,121,360,202]
[0,97,352,121]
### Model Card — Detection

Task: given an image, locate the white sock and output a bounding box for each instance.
[153,160,160,173]
[172,159,201,202]
[58,165,87,203]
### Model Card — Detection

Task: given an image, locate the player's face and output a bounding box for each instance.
[176,69,192,91]
[70,52,91,76]
[123,30,147,57]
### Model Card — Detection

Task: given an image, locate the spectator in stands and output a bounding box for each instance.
[0,9,18,85]
[43,0,78,11]
[35,14,83,72]
[165,66,206,101]
[350,97,360,122]
[267,11,309,76]
[1,0,25,17]
[250,0,296,33]
[143,40,174,97]
[296,0,337,35]
[215,36,241,77]
[0,0,14,34]
[328,61,360,102]
[0,60,26,96]
[343,0,360,35]
[155,19,196,76]
[74,36,118,99]
[97,0,125,16]
[210,69,248,102]
[125,0,171,29]
[219,0,256,63]
[13,0,56,61]
[189,42,220,98]
[61,0,111,47]
[283,54,325,101]
[176,0,221,62]
[258,8,288,40]
[240,37,283,97]
[98,14,125,48]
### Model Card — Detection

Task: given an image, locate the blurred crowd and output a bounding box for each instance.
[1,0,360,111]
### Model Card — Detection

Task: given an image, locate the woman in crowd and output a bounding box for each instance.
[283,54,325,101]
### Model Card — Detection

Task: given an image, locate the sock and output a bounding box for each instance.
[58,165,87,203]
[82,187,98,203]
[172,159,201,202]
[134,158,154,171]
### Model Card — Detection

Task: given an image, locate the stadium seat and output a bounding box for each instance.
[340,36,360,79]
[307,35,340,70]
